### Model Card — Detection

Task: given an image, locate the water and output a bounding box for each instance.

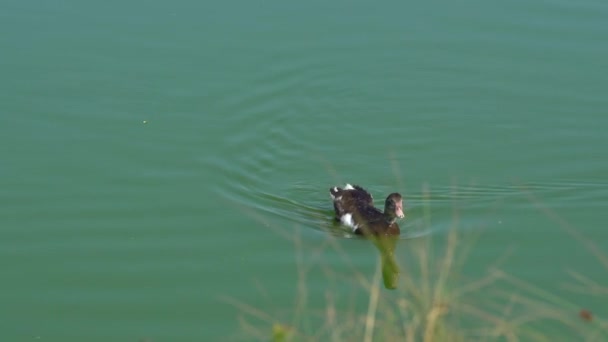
[2,0,608,340]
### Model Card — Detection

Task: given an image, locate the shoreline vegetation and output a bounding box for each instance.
[224,184,607,341]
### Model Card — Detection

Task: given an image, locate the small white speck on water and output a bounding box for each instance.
[143,120,148,124]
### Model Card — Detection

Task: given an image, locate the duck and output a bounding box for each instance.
[329,183,405,236]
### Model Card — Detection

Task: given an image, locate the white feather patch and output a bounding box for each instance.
[340,213,358,231]
[330,187,338,200]
[344,184,354,190]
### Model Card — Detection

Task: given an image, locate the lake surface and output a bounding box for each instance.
[2,0,608,340]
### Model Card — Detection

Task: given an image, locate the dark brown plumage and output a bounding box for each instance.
[330,184,405,236]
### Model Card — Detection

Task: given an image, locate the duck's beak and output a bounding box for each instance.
[396,202,405,218]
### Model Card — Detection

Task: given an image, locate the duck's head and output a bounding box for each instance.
[384,193,405,222]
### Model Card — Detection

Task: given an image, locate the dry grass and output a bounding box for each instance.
[222,175,608,341]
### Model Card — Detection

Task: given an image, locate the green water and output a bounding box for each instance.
[2,0,608,340]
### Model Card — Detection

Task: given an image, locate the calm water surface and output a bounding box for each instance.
[2,0,608,340]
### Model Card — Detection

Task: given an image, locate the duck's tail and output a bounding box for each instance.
[330,183,356,199]
[329,186,343,200]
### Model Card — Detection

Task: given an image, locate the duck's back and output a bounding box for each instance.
[330,184,400,236]
[330,184,373,217]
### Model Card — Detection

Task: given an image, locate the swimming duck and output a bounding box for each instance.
[329,184,405,236]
